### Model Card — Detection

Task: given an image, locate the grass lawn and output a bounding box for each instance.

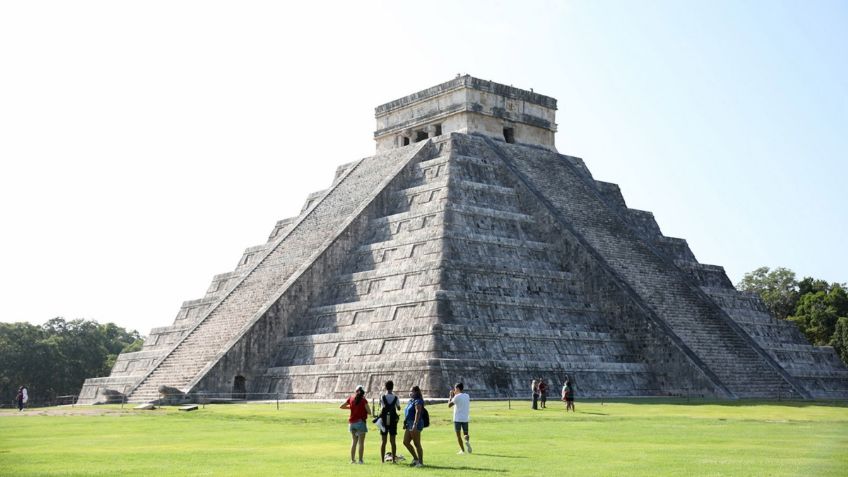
[1,399,846,476]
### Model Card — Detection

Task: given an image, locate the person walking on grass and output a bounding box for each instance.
[562,379,575,412]
[340,384,370,464]
[531,379,539,410]
[378,380,401,463]
[448,382,472,454]
[403,385,426,467]
[16,386,28,412]
[539,379,548,409]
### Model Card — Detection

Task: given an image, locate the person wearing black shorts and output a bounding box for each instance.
[539,379,548,409]
[562,379,575,412]
[378,380,401,463]
[448,382,472,454]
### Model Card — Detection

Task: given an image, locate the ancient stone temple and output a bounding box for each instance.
[78,76,848,403]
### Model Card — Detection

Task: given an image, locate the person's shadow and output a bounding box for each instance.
[420,464,509,472]
[471,453,528,459]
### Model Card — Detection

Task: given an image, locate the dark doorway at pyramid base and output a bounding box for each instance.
[233,375,246,400]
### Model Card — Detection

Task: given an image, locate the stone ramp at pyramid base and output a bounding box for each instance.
[78,376,142,405]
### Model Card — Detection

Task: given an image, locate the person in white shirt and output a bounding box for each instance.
[16,386,28,411]
[448,382,472,454]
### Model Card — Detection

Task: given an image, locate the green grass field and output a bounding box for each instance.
[1,399,846,476]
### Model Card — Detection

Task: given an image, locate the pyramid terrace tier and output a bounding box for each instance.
[256,358,686,399]
[289,290,611,337]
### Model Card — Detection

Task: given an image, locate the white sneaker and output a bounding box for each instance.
[357,460,364,465]
[413,462,424,467]
[457,450,465,455]
[410,459,419,467]
[465,439,473,453]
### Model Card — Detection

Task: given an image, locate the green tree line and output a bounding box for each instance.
[0,317,142,406]
[738,267,848,366]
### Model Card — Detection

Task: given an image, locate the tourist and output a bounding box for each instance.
[16,385,28,412]
[402,385,425,467]
[531,379,539,410]
[539,379,548,409]
[378,380,401,463]
[562,379,575,412]
[448,382,472,454]
[340,384,370,464]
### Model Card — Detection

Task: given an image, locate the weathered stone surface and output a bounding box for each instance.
[374,75,557,152]
[78,77,848,404]
[157,385,184,404]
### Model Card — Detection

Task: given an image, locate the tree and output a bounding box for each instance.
[788,283,848,347]
[832,317,848,365]
[0,318,142,405]
[737,267,799,320]
[790,292,839,345]
[739,267,848,367]
[798,277,830,296]
[106,337,144,369]
[0,322,60,405]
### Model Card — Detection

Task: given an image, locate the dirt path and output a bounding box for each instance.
[0,406,132,417]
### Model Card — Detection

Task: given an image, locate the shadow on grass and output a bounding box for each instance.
[581,398,848,408]
[421,464,508,473]
[471,453,528,459]
[577,411,608,416]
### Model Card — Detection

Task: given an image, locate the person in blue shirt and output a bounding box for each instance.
[402,385,425,467]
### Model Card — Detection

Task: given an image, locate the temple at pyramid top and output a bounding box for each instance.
[374,75,558,152]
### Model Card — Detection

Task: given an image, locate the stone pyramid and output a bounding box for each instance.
[78,76,848,404]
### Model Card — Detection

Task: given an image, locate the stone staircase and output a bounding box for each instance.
[490,136,806,398]
[702,285,848,398]
[588,155,848,398]
[125,141,431,402]
[255,140,454,396]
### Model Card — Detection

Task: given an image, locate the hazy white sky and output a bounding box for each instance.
[1,1,846,334]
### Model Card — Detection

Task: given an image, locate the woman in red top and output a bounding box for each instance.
[340,384,370,464]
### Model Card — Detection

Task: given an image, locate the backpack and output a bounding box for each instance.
[380,394,399,426]
[419,404,430,428]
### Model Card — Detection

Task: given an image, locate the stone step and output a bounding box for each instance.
[281,322,628,346]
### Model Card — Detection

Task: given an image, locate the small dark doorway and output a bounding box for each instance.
[233,375,246,400]
[434,123,442,136]
[402,136,410,146]
[503,127,515,143]
[415,130,429,142]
